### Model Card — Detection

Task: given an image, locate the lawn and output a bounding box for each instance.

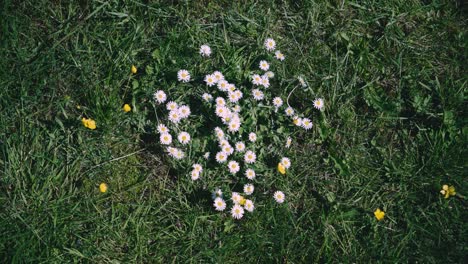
[1,0,466,262]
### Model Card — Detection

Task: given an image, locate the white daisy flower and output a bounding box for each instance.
[204,74,217,87]
[228,160,240,174]
[160,133,172,145]
[214,127,225,140]
[166,101,178,111]
[252,74,262,85]
[235,142,246,152]
[245,169,256,180]
[178,105,191,118]
[227,83,236,91]
[313,98,324,110]
[231,192,241,204]
[233,105,241,113]
[243,184,254,195]
[275,50,285,61]
[281,157,291,169]
[302,118,313,130]
[199,44,212,57]
[157,124,169,134]
[264,38,276,51]
[273,97,283,108]
[265,71,275,78]
[228,90,240,103]
[215,152,228,163]
[244,150,256,164]
[215,106,230,118]
[286,137,292,148]
[167,147,178,157]
[248,132,257,142]
[222,144,234,156]
[177,69,190,82]
[231,204,244,219]
[191,170,200,181]
[192,164,203,173]
[274,191,285,203]
[293,116,303,127]
[244,199,255,212]
[214,197,226,211]
[153,90,167,104]
[259,60,270,71]
[203,152,210,159]
[174,149,185,160]
[261,76,270,88]
[178,131,191,145]
[252,89,264,101]
[234,90,243,100]
[213,71,224,82]
[285,107,295,116]
[214,188,223,197]
[217,80,229,92]
[202,93,213,102]
[228,120,241,132]
[215,97,226,106]
[168,110,181,124]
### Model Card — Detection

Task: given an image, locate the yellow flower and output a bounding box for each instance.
[277,162,286,175]
[440,185,456,199]
[293,118,299,125]
[82,117,96,130]
[374,208,385,221]
[239,197,246,206]
[131,65,137,74]
[123,104,131,112]
[99,183,108,193]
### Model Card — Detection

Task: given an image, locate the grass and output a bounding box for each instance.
[1,0,466,262]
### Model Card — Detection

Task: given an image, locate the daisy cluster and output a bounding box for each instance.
[150,38,324,220]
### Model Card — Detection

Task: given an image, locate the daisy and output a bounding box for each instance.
[154,90,167,104]
[177,69,190,82]
[199,44,211,57]
[244,150,256,164]
[157,124,169,134]
[259,60,270,71]
[285,107,295,116]
[215,106,230,118]
[213,197,226,211]
[243,184,254,195]
[228,91,240,103]
[228,120,241,132]
[217,80,229,92]
[160,133,172,145]
[264,38,276,51]
[245,169,256,180]
[235,142,245,152]
[261,76,270,88]
[222,144,234,156]
[252,89,264,101]
[313,98,324,110]
[286,137,292,148]
[215,97,226,106]
[178,131,191,145]
[273,97,283,108]
[178,105,191,118]
[228,161,240,174]
[202,93,213,102]
[167,147,178,157]
[168,110,181,124]
[213,71,224,82]
[231,192,241,204]
[235,90,243,99]
[214,127,225,140]
[249,132,257,142]
[204,74,217,87]
[274,191,285,204]
[302,118,313,130]
[265,71,275,78]
[275,50,285,61]
[174,149,185,160]
[252,74,262,85]
[214,188,223,197]
[281,157,291,169]
[192,164,203,173]
[215,152,228,163]
[191,170,200,181]
[227,83,236,91]
[233,105,241,113]
[231,204,244,219]
[166,101,178,111]
[293,116,302,127]
[244,199,255,212]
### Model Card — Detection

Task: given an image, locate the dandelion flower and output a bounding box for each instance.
[204,74,217,87]
[166,101,178,111]
[215,152,228,163]
[274,191,285,203]
[285,137,292,148]
[231,204,244,219]
[277,162,286,175]
[252,89,265,101]
[160,133,172,145]
[235,142,246,152]
[275,50,285,61]
[177,69,190,82]
[285,107,295,116]
[244,199,254,212]
[243,184,254,195]
[157,124,169,134]
[123,104,131,112]
[99,183,108,193]
[259,60,270,71]
[202,93,213,102]
[264,38,276,51]
[302,118,313,130]
[313,98,324,110]
[168,110,181,124]
[131,65,137,74]
[440,185,456,199]
[244,150,256,164]
[82,118,96,130]
[178,131,191,145]
[213,71,224,82]
[281,157,291,169]
[249,132,257,142]
[199,44,212,57]
[214,197,226,211]
[273,97,283,108]
[374,208,385,221]
[191,170,200,181]
[228,160,240,174]
[245,169,256,180]
[154,90,167,104]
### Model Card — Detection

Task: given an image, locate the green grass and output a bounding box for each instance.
[1,0,466,262]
